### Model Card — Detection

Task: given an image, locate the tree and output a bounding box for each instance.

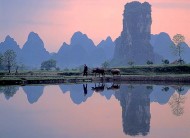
[162,59,169,65]
[0,53,3,69]
[128,61,134,66]
[3,50,17,73]
[101,61,110,69]
[128,85,134,90]
[162,87,169,92]
[41,59,56,70]
[56,67,60,71]
[64,68,69,71]
[171,34,185,65]
[146,60,153,65]
[146,85,153,90]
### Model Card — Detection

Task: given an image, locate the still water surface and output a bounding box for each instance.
[0,83,190,138]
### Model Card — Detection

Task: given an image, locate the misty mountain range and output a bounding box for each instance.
[54,31,115,68]
[0,31,189,69]
[0,31,114,68]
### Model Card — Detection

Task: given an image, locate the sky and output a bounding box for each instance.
[0,0,190,52]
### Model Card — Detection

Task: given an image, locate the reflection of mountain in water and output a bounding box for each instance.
[150,86,175,104]
[0,86,19,100]
[0,83,190,134]
[99,83,118,100]
[100,89,115,100]
[173,86,189,95]
[115,85,152,136]
[59,84,94,105]
[150,86,189,105]
[1,84,189,110]
[22,86,44,104]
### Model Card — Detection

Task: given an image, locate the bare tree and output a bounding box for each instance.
[146,60,153,65]
[169,87,186,116]
[162,59,169,65]
[171,34,185,64]
[3,50,17,73]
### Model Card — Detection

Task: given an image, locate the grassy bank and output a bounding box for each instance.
[117,64,190,75]
[0,64,190,85]
[1,64,190,76]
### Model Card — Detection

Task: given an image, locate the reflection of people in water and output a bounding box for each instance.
[83,84,88,96]
[115,85,152,136]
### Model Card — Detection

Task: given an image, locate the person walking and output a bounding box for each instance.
[83,64,88,77]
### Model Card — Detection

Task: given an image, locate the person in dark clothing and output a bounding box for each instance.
[83,84,88,96]
[83,64,88,77]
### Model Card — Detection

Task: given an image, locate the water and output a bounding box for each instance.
[0,83,190,138]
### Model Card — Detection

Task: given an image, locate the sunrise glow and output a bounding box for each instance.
[0,0,190,52]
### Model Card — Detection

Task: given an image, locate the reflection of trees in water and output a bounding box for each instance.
[146,85,153,90]
[162,86,170,92]
[169,86,186,116]
[91,83,105,93]
[115,85,152,136]
[0,86,19,100]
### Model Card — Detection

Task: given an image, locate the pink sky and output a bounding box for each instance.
[0,0,190,52]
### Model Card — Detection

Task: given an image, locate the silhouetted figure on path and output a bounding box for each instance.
[83,64,88,77]
[83,84,88,96]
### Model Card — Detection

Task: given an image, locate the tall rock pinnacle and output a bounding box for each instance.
[113,1,154,65]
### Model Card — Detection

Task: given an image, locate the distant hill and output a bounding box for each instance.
[0,35,22,61]
[151,32,190,63]
[97,36,115,61]
[55,31,113,68]
[55,32,94,68]
[21,32,50,67]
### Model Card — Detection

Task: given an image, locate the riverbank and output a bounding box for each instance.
[1,65,190,86]
[1,74,190,86]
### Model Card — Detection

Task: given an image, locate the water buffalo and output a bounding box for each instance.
[92,68,105,77]
[110,69,121,76]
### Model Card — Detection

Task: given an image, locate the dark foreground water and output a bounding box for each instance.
[0,83,190,138]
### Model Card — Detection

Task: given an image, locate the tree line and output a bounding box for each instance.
[0,49,59,73]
